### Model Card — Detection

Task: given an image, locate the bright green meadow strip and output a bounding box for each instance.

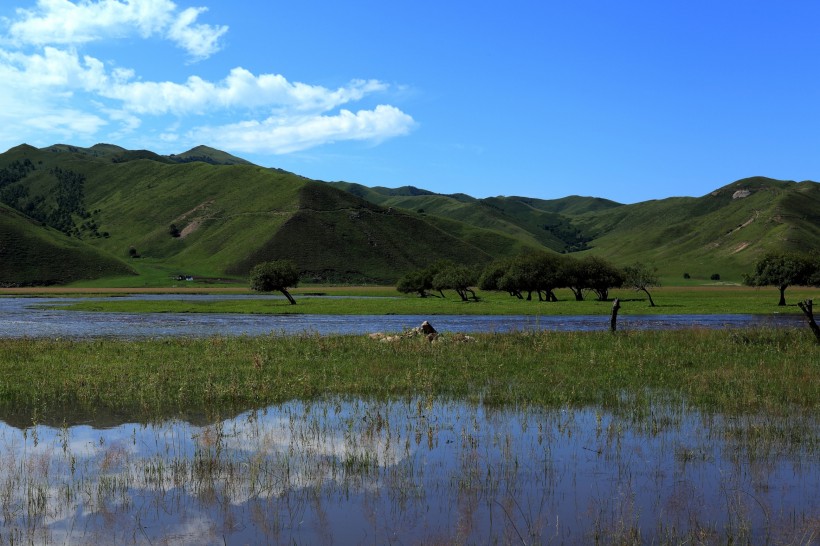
[0,329,817,425]
[43,285,820,316]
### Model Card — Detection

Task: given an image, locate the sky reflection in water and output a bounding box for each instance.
[0,398,817,544]
[0,295,806,339]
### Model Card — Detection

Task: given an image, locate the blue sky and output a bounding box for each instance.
[1,1,819,203]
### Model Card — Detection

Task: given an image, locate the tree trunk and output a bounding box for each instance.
[571,288,584,301]
[280,289,296,305]
[610,298,621,332]
[778,285,787,306]
[642,288,656,307]
[797,300,820,343]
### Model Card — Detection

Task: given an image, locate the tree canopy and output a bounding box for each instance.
[563,256,623,301]
[249,260,300,305]
[744,251,819,306]
[432,262,479,301]
[623,262,660,307]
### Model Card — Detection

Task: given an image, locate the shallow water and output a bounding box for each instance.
[0,398,817,544]
[0,295,806,338]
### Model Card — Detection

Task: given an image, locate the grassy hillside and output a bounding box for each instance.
[2,142,818,286]
[0,145,528,285]
[0,203,134,286]
[328,182,620,252]
[571,177,820,280]
[330,176,820,282]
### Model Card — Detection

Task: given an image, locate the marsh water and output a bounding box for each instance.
[1,295,817,543]
[1,398,817,544]
[0,295,806,339]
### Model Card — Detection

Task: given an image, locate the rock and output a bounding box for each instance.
[421,321,437,335]
[370,321,441,343]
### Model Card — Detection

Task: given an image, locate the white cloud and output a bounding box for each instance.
[0,2,414,154]
[101,67,389,116]
[189,105,417,154]
[7,0,226,59]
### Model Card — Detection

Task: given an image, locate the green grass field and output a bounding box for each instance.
[20,285,820,317]
[1,328,817,426]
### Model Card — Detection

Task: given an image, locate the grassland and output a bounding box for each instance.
[19,285,820,317]
[1,285,817,543]
[0,327,817,427]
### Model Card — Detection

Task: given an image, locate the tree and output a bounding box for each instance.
[564,256,624,301]
[479,258,518,297]
[623,262,660,307]
[432,263,479,301]
[744,251,819,306]
[478,253,566,302]
[529,252,565,302]
[396,269,434,298]
[249,260,300,305]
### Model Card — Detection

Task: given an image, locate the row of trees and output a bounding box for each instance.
[396,260,480,301]
[247,250,819,308]
[397,254,661,305]
[397,250,820,306]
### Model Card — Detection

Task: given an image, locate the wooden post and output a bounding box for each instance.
[797,299,820,343]
[610,298,621,332]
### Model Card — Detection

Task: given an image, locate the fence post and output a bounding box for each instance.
[797,299,820,343]
[610,298,621,332]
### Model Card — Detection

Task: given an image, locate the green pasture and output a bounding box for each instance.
[37,285,820,316]
[0,329,817,426]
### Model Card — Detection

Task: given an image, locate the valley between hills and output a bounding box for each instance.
[1,143,818,287]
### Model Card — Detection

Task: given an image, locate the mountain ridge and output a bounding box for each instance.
[1,144,817,286]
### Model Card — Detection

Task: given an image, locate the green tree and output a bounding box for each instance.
[564,256,623,301]
[396,269,434,298]
[623,262,660,307]
[249,260,300,305]
[529,252,565,302]
[478,253,565,301]
[744,251,818,306]
[432,263,479,301]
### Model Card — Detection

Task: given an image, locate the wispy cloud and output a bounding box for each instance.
[190,105,417,154]
[7,0,227,60]
[0,0,415,154]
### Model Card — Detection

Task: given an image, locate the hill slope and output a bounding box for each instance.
[0,203,134,286]
[571,177,820,279]
[329,176,820,281]
[0,145,534,284]
[2,143,818,286]
[327,181,622,252]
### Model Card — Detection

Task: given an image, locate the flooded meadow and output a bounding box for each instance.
[1,397,817,544]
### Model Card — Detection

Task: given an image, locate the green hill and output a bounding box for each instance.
[0,144,530,285]
[1,143,818,286]
[569,177,820,280]
[0,202,134,286]
[328,182,621,252]
[330,176,820,282]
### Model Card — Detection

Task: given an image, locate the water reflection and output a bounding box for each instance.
[0,398,817,544]
[0,296,806,339]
